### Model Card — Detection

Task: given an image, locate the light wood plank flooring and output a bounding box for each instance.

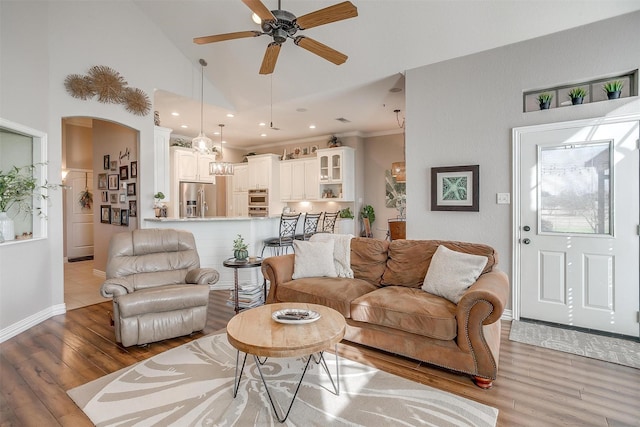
[1,291,639,426]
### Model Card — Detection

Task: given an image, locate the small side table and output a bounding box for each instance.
[223,257,266,314]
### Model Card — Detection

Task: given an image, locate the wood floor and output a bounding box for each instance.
[1,291,638,426]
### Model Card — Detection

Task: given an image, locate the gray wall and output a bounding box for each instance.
[405,11,640,307]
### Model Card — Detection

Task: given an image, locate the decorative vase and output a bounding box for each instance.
[0,212,15,241]
[234,249,249,261]
[571,97,584,105]
[539,101,550,110]
[606,91,621,100]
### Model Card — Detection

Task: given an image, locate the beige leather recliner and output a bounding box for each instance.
[100,228,219,347]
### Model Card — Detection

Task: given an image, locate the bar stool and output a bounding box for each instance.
[295,212,322,240]
[261,213,301,257]
[318,211,339,233]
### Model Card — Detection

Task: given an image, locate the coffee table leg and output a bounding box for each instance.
[233,350,248,398]
[313,346,340,395]
[254,354,313,423]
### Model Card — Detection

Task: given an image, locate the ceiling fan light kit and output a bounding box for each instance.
[194,0,358,74]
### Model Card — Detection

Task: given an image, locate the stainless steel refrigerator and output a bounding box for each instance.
[179,180,226,218]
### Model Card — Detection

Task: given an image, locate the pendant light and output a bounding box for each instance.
[192,58,213,154]
[209,124,234,176]
[391,109,406,183]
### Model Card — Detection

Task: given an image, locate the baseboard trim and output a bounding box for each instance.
[501,309,513,321]
[0,303,66,344]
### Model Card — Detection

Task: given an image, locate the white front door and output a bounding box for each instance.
[65,169,94,260]
[515,117,639,338]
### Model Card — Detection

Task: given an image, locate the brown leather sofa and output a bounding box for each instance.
[101,228,219,347]
[261,237,509,388]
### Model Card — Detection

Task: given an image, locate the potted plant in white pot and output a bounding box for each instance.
[0,164,58,241]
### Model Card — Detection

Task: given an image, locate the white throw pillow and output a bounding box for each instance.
[422,245,488,304]
[309,233,354,278]
[292,240,338,279]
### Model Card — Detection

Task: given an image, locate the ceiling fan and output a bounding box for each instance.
[194,0,358,74]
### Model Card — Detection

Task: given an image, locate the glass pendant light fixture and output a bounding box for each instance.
[209,124,234,176]
[192,58,213,154]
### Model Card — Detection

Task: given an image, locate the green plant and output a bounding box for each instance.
[339,207,354,219]
[0,164,59,216]
[537,93,553,103]
[154,192,165,200]
[568,87,587,99]
[360,204,375,225]
[233,234,248,251]
[603,80,623,93]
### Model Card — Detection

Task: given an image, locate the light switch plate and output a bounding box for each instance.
[497,193,510,204]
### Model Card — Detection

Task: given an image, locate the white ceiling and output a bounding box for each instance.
[140,0,640,150]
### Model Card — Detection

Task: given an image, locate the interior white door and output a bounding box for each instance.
[65,170,94,260]
[517,119,639,337]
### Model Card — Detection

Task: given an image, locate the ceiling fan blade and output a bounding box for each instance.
[241,0,276,22]
[259,42,281,75]
[295,1,358,30]
[294,36,347,65]
[194,31,262,44]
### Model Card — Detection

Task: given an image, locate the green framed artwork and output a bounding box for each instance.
[431,165,479,211]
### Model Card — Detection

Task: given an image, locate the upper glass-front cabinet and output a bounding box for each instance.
[318,150,345,183]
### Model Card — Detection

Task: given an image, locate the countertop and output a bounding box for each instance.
[145,216,279,222]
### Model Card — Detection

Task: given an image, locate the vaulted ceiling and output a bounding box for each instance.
[140,0,640,149]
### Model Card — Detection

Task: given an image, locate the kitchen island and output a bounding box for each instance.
[144,216,280,292]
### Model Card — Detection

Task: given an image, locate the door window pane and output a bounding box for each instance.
[539,141,611,235]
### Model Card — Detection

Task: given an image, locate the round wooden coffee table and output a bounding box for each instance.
[226,303,346,422]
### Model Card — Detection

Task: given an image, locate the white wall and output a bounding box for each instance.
[405,11,640,304]
[0,0,230,339]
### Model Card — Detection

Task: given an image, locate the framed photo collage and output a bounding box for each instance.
[100,153,137,226]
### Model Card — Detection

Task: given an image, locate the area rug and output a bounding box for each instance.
[68,333,498,426]
[509,320,640,369]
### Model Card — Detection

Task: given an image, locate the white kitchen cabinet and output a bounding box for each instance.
[232,164,249,192]
[280,158,319,201]
[317,147,354,201]
[247,154,283,214]
[171,147,215,183]
[154,126,172,202]
[231,191,248,217]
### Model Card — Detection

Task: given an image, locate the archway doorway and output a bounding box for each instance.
[62,117,139,309]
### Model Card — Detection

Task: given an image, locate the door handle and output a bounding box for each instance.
[523,225,531,232]
[522,238,531,244]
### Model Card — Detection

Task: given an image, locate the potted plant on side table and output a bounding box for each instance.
[233,234,249,261]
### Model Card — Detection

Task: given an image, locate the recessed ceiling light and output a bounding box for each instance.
[226,113,234,118]
[213,131,220,135]
[222,140,227,144]
[259,122,266,126]
[260,133,267,137]
[309,125,316,129]
[171,112,180,116]
[181,125,188,128]
[389,87,402,93]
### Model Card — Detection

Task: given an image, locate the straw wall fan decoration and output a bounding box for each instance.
[64,65,151,116]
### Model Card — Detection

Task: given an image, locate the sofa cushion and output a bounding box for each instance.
[422,245,488,303]
[350,237,389,286]
[310,233,354,278]
[275,277,377,318]
[350,286,458,341]
[292,240,337,279]
[381,239,497,288]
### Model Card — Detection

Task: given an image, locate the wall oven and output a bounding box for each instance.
[248,189,268,206]
[248,189,269,217]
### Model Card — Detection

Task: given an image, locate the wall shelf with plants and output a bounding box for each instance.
[523,70,637,112]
